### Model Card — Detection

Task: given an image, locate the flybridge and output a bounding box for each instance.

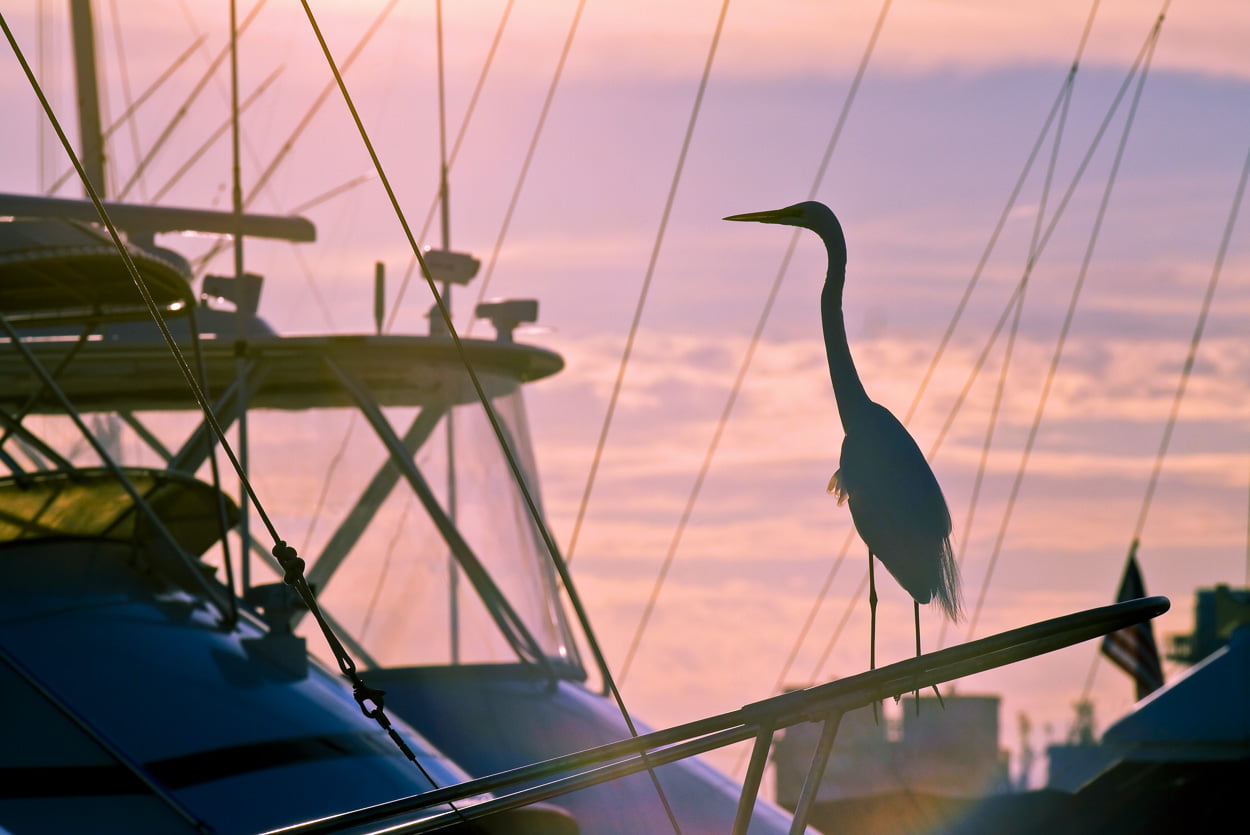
[0,192,316,247]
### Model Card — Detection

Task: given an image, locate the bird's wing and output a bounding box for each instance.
[841,405,952,537]
[827,471,849,505]
[836,403,959,613]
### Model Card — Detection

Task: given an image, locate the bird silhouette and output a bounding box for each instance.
[725,201,961,679]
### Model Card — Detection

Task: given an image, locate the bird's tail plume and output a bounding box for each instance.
[935,536,962,622]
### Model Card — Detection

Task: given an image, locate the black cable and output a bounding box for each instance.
[296,6,681,831]
[746,0,896,697]
[2,10,282,547]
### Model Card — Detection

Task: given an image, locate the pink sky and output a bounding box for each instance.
[3,0,1249,790]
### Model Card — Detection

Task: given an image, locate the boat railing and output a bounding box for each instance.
[265,594,1169,835]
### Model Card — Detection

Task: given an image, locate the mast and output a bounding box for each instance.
[68,0,106,197]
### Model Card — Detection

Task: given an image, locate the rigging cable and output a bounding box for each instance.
[105,0,145,199]
[728,3,898,777]
[794,0,1165,679]
[1077,130,1250,703]
[191,0,400,274]
[629,0,894,696]
[46,34,206,194]
[2,9,429,783]
[936,29,1087,650]
[150,65,283,202]
[116,0,270,201]
[36,0,51,191]
[459,0,587,334]
[562,0,732,571]
[189,311,240,627]
[964,8,1169,640]
[228,0,257,592]
[902,1,1103,431]
[385,0,516,333]
[2,13,234,619]
[313,1,517,630]
[295,5,681,831]
[765,0,896,696]
[612,0,737,682]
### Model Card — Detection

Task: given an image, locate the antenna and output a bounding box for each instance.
[374,262,385,335]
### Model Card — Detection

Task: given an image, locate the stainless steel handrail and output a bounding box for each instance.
[266,595,1169,834]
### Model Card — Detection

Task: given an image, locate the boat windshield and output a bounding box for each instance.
[1,327,581,677]
[306,386,583,675]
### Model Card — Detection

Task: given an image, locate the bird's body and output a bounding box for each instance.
[831,401,960,619]
[725,200,961,669]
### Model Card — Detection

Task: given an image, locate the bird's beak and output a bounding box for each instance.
[723,206,801,224]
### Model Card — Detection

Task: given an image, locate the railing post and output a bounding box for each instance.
[732,723,775,835]
[787,711,843,835]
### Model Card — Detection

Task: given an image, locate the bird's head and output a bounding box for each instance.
[723,200,836,231]
[724,201,845,267]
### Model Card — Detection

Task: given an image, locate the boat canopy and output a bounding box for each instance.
[0,466,237,557]
[0,217,195,324]
[0,334,563,414]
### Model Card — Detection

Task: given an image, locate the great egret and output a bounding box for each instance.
[724,201,961,678]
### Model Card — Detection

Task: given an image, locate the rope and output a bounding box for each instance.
[925,15,1162,459]
[564,0,731,571]
[324,1,517,644]
[43,18,204,194]
[938,287,1024,650]
[810,571,870,680]
[295,6,681,830]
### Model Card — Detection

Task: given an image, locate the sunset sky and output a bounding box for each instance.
[3,0,1249,791]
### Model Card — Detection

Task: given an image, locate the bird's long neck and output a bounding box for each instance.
[820,236,871,431]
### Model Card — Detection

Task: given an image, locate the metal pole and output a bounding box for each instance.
[732,723,775,835]
[229,0,252,593]
[788,713,842,835]
[68,0,106,197]
[434,0,460,664]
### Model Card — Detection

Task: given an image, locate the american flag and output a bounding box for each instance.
[1101,541,1165,700]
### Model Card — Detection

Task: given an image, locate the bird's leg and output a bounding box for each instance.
[869,551,879,724]
[868,551,878,672]
[915,600,946,709]
[914,601,921,716]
